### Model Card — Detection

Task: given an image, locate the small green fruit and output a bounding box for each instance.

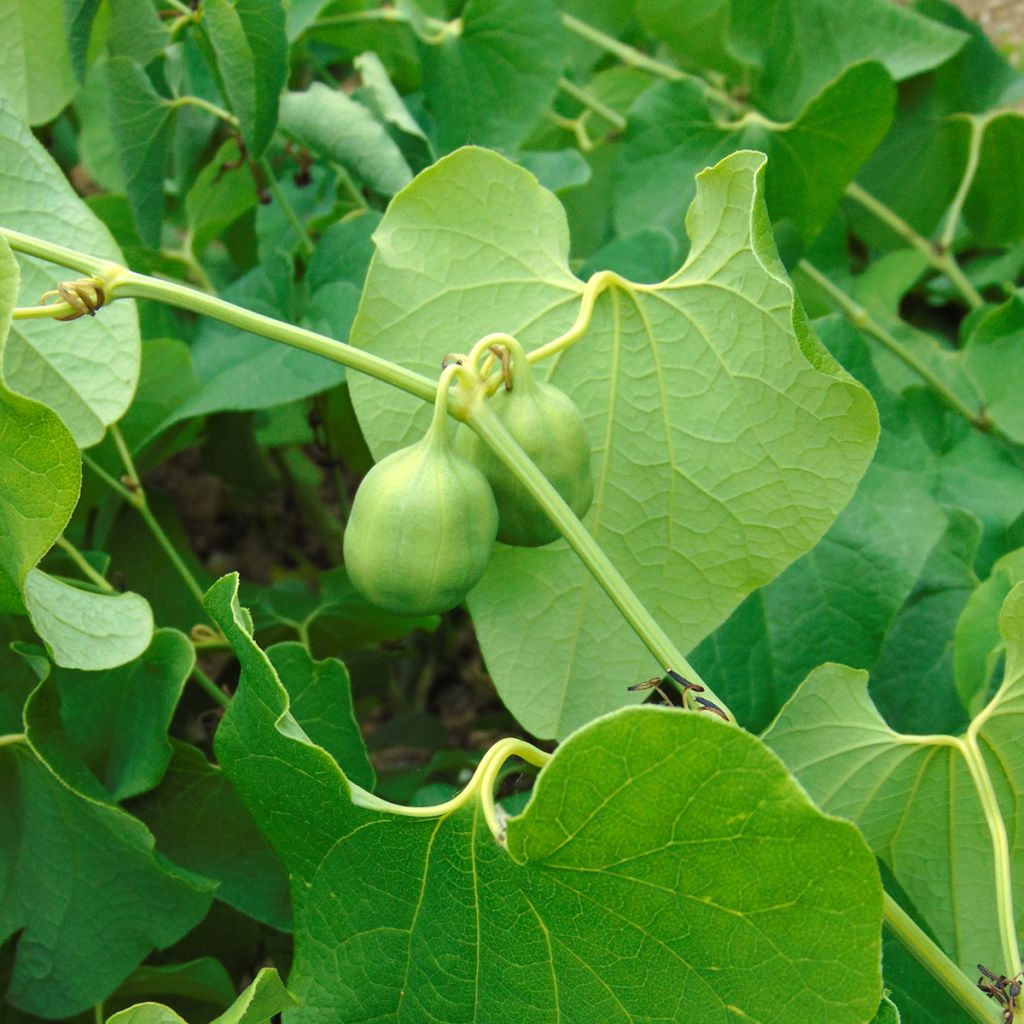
[457,364,593,547]
[344,428,499,616]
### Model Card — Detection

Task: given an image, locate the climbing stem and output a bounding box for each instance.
[192,665,230,709]
[349,735,550,840]
[55,536,115,593]
[844,182,983,309]
[465,399,732,721]
[797,259,987,430]
[883,894,997,1023]
[940,115,983,254]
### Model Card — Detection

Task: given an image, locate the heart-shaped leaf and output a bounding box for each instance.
[0,0,75,125]
[0,92,140,446]
[764,580,1024,972]
[208,572,883,1024]
[349,147,878,737]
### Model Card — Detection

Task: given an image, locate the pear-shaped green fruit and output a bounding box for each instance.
[344,429,499,616]
[457,367,593,547]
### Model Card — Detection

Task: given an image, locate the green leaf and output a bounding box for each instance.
[0,237,80,616]
[65,0,102,81]
[106,0,169,71]
[418,0,565,152]
[201,0,286,158]
[615,62,895,246]
[54,628,193,800]
[107,968,294,1024]
[128,741,291,931]
[964,293,1024,443]
[111,958,236,1015]
[350,147,878,737]
[0,93,140,446]
[208,572,883,1024]
[0,0,75,125]
[737,0,965,114]
[954,547,1024,715]
[76,57,128,193]
[694,319,978,734]
[279,84,413,196]
[872,994,901,1024]
[764,579,1024,972]
[267,642,374,790]
[353,50,432,164]
[23,568,154,671]
[962,113,1024,247]
[105,57,177,249]
[0,678,212,1017]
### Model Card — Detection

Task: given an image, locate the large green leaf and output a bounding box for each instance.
[764,580,1024,973]
[0,0,75,125]
[279,84,413,196]
[201,0,286,158]
[692,319,973,735]
[106,58,178,249]
[0,93,140,446]
[128,741,291,931]
[418,0,565,152]
[54,628,193,800]
[615,62,895,246]
[962,113,1024,247]
[207,573,883,1024]
[0,678,213,1017]
[964,293,1024,444]
[107,968,293,1024]
[349,147,878,737]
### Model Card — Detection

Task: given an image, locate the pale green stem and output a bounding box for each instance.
[192,665,230,708]
[797,259,987,429]
[0,733,26,747]
[350,736,550,840]
[111,267,438,402]
[12,300,77,319]
[160,245,217,293]
[110,424,140,487]
[844,182,984,309]
[940,115,984,254]
[464,398,731,721]
[883,894,998,1023]
[171,95,238,127]
[259,157,315,257]
[0,227,113,277]
[55,536,115,593]
[960,734,1021,977]
[163,0,193,16]
[93,1002,104,1024]
[557,77,626,131]
[310,8,406,31]
[82,448,209,612]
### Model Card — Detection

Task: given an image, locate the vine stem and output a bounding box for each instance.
[883,894,998,1023]
[940,115,984,254]
[55,536,115,593]
[464,397,732,721]
[844,182,984,309]
[796,259,988,430]
[350,736,550,840]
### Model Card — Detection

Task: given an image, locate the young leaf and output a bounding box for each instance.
[207,573,884,1024]
[278,84,413,196]
[23,568,155,671]
[0,93,140,446]
[349,147,878,737]
[129,741,292,932]
[417,0,565,152]
[0,678,213,1017]
[615,62,896,245]
[0,0,75,125]
[105,57,177,249]
[106,968,294,1024]
[764,580,1024,973]
[54,628,193,800]
[201,0,286,158]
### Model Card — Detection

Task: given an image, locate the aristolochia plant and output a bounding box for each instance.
[1,2,1022,1023]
